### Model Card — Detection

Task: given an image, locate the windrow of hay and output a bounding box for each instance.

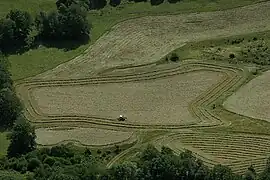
[36,127,136,146]
[34,1,270,79]
[30,71,224,125]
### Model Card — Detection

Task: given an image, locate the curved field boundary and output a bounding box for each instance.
[36,130,138,149]
[15,61,247,130]
[153,130,270,173]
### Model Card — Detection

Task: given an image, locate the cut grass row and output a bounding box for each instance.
[153,131,270,174]
[7,0,265,80]
[16,61,246,130]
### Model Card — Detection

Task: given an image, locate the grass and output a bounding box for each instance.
[0,0,55,17]
[170,30,270,62]
[0,132,9,157]
[7,0,265,80]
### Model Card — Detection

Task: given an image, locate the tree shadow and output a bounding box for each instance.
[32,36,90,52]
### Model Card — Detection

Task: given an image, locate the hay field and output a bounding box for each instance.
[154,130,270,173]
[35,128,136,146]
[34,1,270,80]
[224,70,270,122]
[30,71,223,125]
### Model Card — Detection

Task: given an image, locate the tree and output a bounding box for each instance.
[0,9,33,53]
[89,0,107,9]
[150,0,164,5]
[168,0,179,3]
[0,88,21,127]
[36,4,91,41]
[0,19,16,53]
[7,119,36,157]
[110,162,138,180]
[56,0,77,9]
[208,164,234,180]
[109,0,121,7]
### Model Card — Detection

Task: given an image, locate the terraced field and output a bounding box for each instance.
[154,130,270,174]
[14,1,270,174]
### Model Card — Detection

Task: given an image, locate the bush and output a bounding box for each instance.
[170,53,179,62]
[43,157,55,166]
[229,53,235,59]
[110,0,121,7]
[28,158,42,171]
[150,0,164,5]
[50,145,74,158]
[168,0,179,3]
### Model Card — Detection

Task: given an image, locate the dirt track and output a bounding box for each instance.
[34,1,270,79]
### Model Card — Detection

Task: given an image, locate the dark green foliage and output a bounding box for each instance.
[0,9,33,54]
[240,40,270,65]
[50,145,74,158]
[89,0,107,9]
[0,88,22,127]
[28,158,42,171]
[43,157,56,166]
[110,0,121,7]
[208,164,234,180]
[110,162,138,180]
[36,4,91,42]
[150,0,164,5]
[169,52,180,62]
[140,144,159,162]
[7,120,36,157]
[56,0,77,9]
[168,0,179,3]
[229,53,235,59]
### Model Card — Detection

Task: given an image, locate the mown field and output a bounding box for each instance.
[4,0,265,80]
[2,0,270,175]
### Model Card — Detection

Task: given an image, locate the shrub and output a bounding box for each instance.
[229,53,235,59]
[150,0,164,5]
[50,145,74,158]
[168,0,179,3]
[170,53,179,62]
[28,158,42,171]
[43,157,55,166]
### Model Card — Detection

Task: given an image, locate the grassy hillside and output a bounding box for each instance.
[5,0,264,80]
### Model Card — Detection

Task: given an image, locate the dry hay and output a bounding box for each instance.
[30,71,224,125]
[154,130,270,173]
[224,70,270,122]
[36,127,136,146]
[34,1,270,80]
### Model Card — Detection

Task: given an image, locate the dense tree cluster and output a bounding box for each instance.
[36,4,91,41]
[0,55,21,128]
[0,10,33,54]
[1,143,269,180]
